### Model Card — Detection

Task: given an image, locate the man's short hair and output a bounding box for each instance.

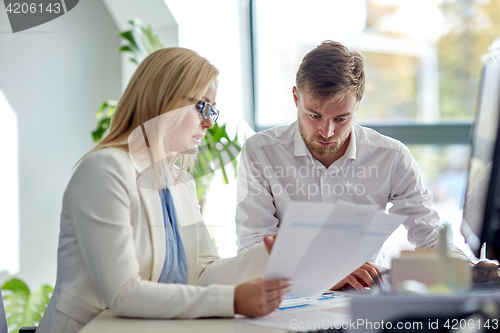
[295,40,365,104]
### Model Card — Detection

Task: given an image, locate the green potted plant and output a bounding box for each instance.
[1,278,53,333]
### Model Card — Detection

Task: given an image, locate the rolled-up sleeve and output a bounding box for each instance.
[388,146,443,249]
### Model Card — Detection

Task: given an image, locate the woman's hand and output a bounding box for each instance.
[234,278,292,317]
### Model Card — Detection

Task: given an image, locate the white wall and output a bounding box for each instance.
[165,0,252,258]
[0,91,19,279]
[0,0,121,289]
[165,0,249,126]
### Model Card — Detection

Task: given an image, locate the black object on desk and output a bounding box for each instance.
[461,38,500,261]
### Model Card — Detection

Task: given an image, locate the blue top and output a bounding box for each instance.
[157,183,188,284]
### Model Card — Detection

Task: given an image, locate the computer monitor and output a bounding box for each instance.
[462,38,500,260]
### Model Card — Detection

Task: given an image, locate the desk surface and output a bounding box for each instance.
[79,294,500,333]
[80,310,288,333]
[80,306,350,333]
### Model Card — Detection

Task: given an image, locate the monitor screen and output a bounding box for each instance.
[462,42,500,259]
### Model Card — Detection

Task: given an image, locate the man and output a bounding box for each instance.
[235,40,467,291]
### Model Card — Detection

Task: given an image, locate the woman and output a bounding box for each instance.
[37,48,291,333]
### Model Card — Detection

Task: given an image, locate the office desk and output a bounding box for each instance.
[79,306,350,333]
[79,294,500,333]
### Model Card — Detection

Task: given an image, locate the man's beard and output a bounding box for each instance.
[298,119,348,157]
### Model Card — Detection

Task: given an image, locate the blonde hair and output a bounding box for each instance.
[83,47,219,187]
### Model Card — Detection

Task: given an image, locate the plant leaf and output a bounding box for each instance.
[92,117,112,143]
[118,45,135,54]
[96,101,117,119]
[119,30,140,53]
[96,101,108,119]
[141,25,164,54]
[191,124,241,185]
[2,278,53,333]
[106,105,116,118]
[2,279,29,295]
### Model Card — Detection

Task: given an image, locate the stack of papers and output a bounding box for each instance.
[278,291,351,311]
[265,201,406,297]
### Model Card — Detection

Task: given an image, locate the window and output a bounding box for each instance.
[186,0,500,258]
[0,90,19,277]
[248,0,500,260]
[253,0,500,128]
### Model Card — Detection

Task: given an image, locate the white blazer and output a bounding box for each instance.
[37,148,269,333]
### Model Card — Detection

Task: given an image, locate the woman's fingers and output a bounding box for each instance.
[263,278,292,291]
[264,279,292,302]
[265,297,284,314]
[265,287,291,303]
[263,235,277,254]
[234,278,292,317]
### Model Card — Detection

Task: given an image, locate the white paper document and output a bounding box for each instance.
[264,201,406,297]
[278,291,352,312]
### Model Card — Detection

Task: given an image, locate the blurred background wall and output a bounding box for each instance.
[0,0,122,289]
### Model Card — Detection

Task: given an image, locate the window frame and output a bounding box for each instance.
[244,0,473,146]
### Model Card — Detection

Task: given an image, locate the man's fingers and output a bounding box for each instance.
[331,264,385,291]
[330,280,347,290]
[361,263,382,279]
[352,269,375,287]
[373,272,384,286]
[364,262,382,275]
[358,263,383,286]
[364,267,381,282]
[344,275,365,291]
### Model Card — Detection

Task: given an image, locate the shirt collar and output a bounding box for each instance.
[292,121,312,158]
[344,124,357,161]
[292,121,358,161]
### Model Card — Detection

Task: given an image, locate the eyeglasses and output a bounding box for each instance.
[195,100,219,123]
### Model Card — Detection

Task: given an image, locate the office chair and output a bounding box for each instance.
[0,289,37,333]
[0,288,7,333]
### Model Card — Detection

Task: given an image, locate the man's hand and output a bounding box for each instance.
[330,262,382,291]
[263,235,277,254]
[234,278,292,317]
[473,260,500,284]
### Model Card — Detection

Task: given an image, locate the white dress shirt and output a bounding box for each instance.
[236,121,444,255]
